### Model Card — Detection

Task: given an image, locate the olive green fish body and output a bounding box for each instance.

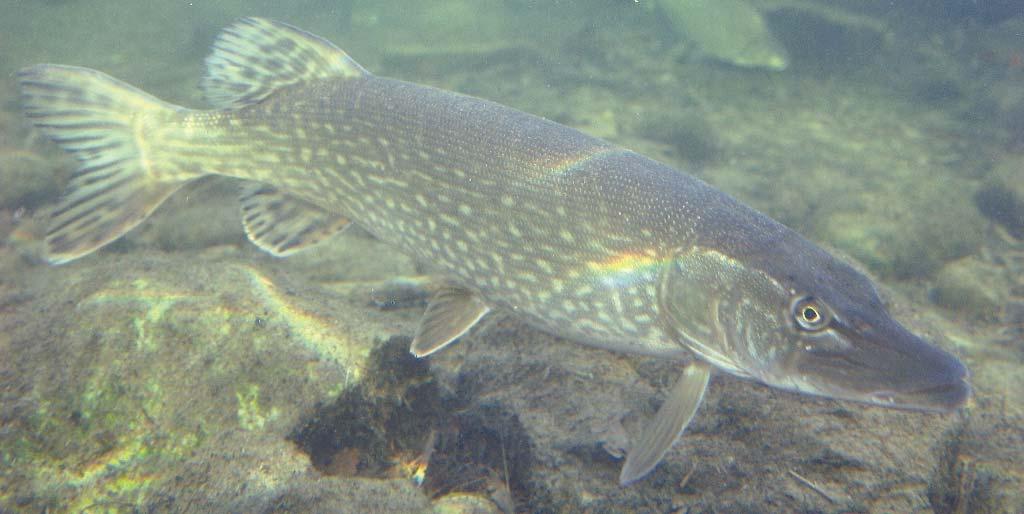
[18,18,969,486]
[170,74,778,355]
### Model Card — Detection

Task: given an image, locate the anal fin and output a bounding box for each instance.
[240,184,350,256]
[619,361,712,485]
[410,287,490,357]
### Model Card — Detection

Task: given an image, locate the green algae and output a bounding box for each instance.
[236,384,281,432]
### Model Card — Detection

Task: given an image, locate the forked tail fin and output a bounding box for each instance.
[18,65,198,264]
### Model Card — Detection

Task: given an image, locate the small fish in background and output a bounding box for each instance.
[656,0,789,70]
[18,17,968,484]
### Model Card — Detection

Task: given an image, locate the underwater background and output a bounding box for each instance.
[0,0,1022,512]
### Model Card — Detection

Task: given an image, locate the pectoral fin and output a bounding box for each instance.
[410,287,489,357]
[619,361,711,485]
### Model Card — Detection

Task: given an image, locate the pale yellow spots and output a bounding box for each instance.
[295,127,307,139]
[576,285,594,296]
[610,293,624,315]
[457,204,473,216]
[550,279,564,293]
[535,259,554,274]
[299,148,313,162]
[508,223,522,238]
[517,272,539,283]
[427,219,437,232]
[501,195,516,207]
[351,155,386,172]
[438,213,459,226]
[377,137,390,147]
[559,230,576,243]
[456,240,469,252]
[555,206,567,217]
[415,194,428,207]
[452,168,466,179]
[561,299,577,313]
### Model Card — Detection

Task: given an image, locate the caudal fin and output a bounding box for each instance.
[18,64,196,264]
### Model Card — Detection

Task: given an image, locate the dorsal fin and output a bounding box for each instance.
[201,17,368,109]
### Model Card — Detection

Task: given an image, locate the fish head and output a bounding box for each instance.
[658,244,969,412]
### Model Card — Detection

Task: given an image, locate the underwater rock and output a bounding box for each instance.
[349,0,584,63]
[432,492,504,514]
[0,255,413,512]
[931,256,1011,320]
[820,179,984,279]
[0,150,61,211]
[975,156,1024,240]
[628,109,720,167]
[140,180,247,253]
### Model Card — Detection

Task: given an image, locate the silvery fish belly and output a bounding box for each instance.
[18,17,970,485]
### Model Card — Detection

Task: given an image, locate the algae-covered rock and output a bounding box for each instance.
[432,492,503,514]
[975,155,1024,240]
[931,256,1011,321]
[0,255,416,512]
[820,180,985,279]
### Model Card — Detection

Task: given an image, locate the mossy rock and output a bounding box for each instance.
[931,256,1011,321]
[820,180,985,279]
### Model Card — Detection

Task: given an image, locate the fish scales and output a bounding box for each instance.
[18,18,969,485]
[164,75,754,351]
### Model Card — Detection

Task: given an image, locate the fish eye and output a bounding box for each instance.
[791,296,831,331]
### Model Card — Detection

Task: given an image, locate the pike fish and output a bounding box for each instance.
[18,18,969,484]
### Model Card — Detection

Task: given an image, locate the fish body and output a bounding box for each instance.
[18,18,968,485]
[658,0,789,70]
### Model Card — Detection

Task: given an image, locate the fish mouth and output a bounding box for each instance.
[794,315,972,412]
[868,374,971,413]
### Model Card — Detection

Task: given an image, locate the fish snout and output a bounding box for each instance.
[868,344,970,412]
[852,319,971,412]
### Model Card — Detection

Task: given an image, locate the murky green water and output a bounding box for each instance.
[0,1,1021,512]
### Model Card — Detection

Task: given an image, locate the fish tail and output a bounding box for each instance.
[18,64,200,264]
